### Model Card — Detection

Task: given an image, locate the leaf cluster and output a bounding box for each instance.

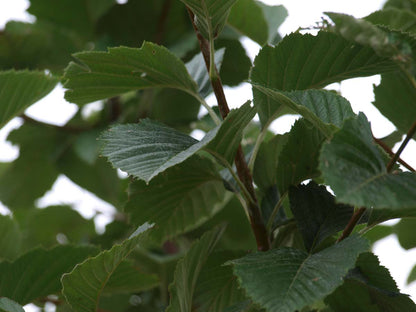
[0,0,416,311]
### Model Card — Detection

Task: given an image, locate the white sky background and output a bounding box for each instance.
[0,0,416,304]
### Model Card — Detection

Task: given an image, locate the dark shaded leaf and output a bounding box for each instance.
[217,38,252,87]
[96,0,192,48]
[0,123,69,209]
[374,72,416,135]
[166,226,225,312]
[0,70,58,128]
[320,113,416,209]
[0,21,84,72]
[0,215,22,261]
[289,181,353,252]
[62,223,154,312]
[253,134,288,191]
[276,119,326,194]
[393,218,416,249]
[0,245,98,305]
[228,236,369,312]
[14,205,95,250]
[28,0,115,39]
[325,252,416,312]
[126,156,227,241]
[57,148,125,207]
[194,251,247,312]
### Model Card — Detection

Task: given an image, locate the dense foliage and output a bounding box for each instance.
[0,0,416,311]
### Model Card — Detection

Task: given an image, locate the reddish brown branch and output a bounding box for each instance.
[386,120,416,173]
[337,207,366,242]
[186,7,269,251]
[373,136,415,172]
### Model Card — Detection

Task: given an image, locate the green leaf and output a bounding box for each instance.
[148,88,201,127]
[289,181,353,252]
[28,0,115,39]
[393,218,416,249]
[62,223,154,312]
[227,0,268,45]
[191,196,257,251]
[205,101,256,163]
[179,0,238,39]
[362,225,393,244]
[379,131,403,148]
[0,245,98,305]
[102,261,159,295]
[186,48,225,98]
[373,72,416,135]
[253,134,288,191]
[101,120,199,183]
[384,0,416,12]
[64,42,198,105]
[0,70,58,128]
[96,0,193,48]
[0,21,84,72]
[57,148,125,207]
[325,252,416,312]
[276,119,326,194]
[14,205,95,250]
[101,102,255,183]
[319,113,416,209]
[251,87,355,134]
[256,2,287,44]
[193,251,247,312]
[227,235,369,312]
[326,13,398,57]
[250,31,395,125]
[0,298,24,312]
[0,123,69,209]
[0,215,22,261]
[408,264,416,285]
[166,226,225,312]
[125,156,227,241]
[365,8,416,34]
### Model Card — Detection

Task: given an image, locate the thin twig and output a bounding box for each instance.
[186,7,270,251]
[373,136,415,172]
[386,120,416,172]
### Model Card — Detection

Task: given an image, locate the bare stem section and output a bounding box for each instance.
[186,8,270,251]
